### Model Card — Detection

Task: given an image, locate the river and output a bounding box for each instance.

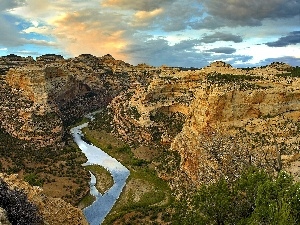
[70,122,130,225]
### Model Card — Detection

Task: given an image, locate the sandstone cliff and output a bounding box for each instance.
[0,54,134,146]
[1,53,299,216]
[107,61,300,185]
[171,63,300,184]
[0,173,88,225]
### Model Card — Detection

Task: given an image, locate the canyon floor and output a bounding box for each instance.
[81,124,174,224]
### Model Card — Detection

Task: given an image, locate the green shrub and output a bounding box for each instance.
[24,173,44,187]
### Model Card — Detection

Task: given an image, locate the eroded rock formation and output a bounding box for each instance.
[107,61,300,185]
[0,173,88,225]
[0,53,299,196]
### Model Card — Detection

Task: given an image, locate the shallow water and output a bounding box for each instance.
[71,123,130,225]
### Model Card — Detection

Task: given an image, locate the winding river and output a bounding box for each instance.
[70,122,130,225]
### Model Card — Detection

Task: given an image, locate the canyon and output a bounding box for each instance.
[0,53,299,223]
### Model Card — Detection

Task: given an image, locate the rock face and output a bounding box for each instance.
[0,54,133,146]
[109,68,204,146]
[170,66,300,184]
[0,54,34,75]
[0,208,11,225]
[106,61,300,185]
[0,173,88,225]
[1,53,299,187]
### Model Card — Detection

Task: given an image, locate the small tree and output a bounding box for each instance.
[194,178,233,225]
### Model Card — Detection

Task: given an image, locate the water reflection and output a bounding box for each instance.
[71,123,130,225]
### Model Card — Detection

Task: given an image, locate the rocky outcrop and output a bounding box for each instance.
[171,65,300,184]
[106,60,300,185]
[0,208,11,225]
[0,54,34,75]
[109,69,204,145]
[0,76,62,146]
[0,173,88,225]
[0,53,134,145]
[36,54,65,64]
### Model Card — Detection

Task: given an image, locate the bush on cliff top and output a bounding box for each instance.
[198,169,300,225]
[174,167,300,225]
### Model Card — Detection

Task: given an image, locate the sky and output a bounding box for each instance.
[0,0,299,68]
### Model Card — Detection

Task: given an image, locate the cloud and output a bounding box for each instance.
[122,37,251,68]
[198,0,300,27]
[206,47,236,54]
[26,39,56,46]
[132,8,164,27]
[200,32,243,43]
[0,1,27,47]
[260,56,300,67]
[0,0,23,12]
[157,1,203,32]
[172,39,202,51]
[104,0,203,32]
[102,0,173,11]
[123,38,211,67]
[134,8,163,20]
[0,16,25,46]
[49,10,129,59]
[265,31,300,47]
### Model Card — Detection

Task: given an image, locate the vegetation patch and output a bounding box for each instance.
[0,127,90,205]
[173,167,300,225]
[81,122,173,224]
[276,66,300,78]
[85,164,114,194]
[207,73,266,90]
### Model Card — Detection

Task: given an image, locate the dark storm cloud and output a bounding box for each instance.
[265,31,300,47]
[200,32,243,43]
[206,47,236,54]
[195,0,300,28]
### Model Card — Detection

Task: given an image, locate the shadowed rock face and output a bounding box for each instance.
[0,54,133,146]
[0,173,88,225]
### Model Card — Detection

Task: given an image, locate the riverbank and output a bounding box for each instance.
[80,126,173,224]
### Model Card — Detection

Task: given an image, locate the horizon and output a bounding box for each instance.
[1,52,299,69]
[0,0,299,68]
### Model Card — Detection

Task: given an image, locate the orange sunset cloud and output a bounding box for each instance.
[50,11,129,60]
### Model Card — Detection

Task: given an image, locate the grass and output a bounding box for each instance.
[78,193,96,209]
[81,126,173,224]
[85,164,114,194]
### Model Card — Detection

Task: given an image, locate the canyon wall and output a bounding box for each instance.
[107,61,300,184]
[171,63,300,184]
[1,53,299,185]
